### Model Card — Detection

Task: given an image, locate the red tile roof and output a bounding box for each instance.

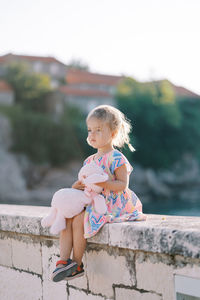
[171,84,200,98]
[67,69,123,86]
[0,53,65,65]
[0,80,13,92]
[59,86,111,98]
[152,80,200,98]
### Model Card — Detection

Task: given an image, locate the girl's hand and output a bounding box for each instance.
[72,180,85,190]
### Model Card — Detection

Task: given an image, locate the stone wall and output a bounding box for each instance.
[0,204,200,300]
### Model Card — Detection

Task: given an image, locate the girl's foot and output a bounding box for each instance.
[65,263,84,281]
[51,259,77,282]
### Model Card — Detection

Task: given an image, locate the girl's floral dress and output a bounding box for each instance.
[83,149,146,238]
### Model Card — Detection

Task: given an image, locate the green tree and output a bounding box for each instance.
[3,63,52,112]
[116,78,183,169]
[67,58,89,71]
[0,104,84,166]
[177,97,200,161]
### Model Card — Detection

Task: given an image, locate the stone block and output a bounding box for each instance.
[107,215,200,259]
[0,204,53,237]
[108,222,171,255]
[41,238,68,299]
[86,247,135,298]
[41,238,60,280]
[174,257,200,279]
[2,205,200,258]
[12,236,42,274]
[108,222,141,249]
[43,279,67,300]
[0,233,12,267]
[0,266,42,300]
[136,253,174,300]
[67,272,88,290]
[88,223,109,245]
[115,288,162,300]
[68,288,104,300]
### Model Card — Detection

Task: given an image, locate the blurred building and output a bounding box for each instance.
[0,53,67,88]
[0,53,199,113]
[47,69,123,114]
[61,69,123,113]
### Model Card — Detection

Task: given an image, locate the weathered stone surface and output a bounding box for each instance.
[12,236,42,274]
[1,205,200,300]
[41,239,60,281]
[88,223,109,245]
[107,215,200,258]
[1,204,200,259]
[0,204,51,235]
[42,279,67,300]
[67,272,88,290]
[0,233,12,267]
[68,288,104,300]
[115,288,162,300]
[174,257,200,278]
[136,252,174,300]
[0,266,42,300]
[86,246,135,297]
[41,239,68,299]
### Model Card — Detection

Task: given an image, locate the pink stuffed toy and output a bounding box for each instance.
[41,162,108,234]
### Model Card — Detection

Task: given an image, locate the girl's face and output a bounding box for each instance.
[87,117,114,150]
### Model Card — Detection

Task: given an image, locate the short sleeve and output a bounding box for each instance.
[83,154,93,166]
[109,150,133,175]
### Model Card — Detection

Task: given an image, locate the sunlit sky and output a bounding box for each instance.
[1,0,200,94]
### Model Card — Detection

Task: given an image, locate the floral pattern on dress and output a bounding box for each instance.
[83,149,146,238]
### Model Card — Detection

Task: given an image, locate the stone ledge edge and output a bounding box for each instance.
[1,204,200,258]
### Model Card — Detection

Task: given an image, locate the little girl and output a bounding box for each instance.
[52,104,146,282]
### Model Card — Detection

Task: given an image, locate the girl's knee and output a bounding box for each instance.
[72,211,84,229]
[61,218,72,231]
[66,217,73,224]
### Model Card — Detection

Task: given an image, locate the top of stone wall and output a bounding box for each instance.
[1,204,200,259]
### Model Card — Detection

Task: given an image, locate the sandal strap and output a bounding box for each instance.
[77,263,84,271]
[56,260,68,266]
[77,266,82,272]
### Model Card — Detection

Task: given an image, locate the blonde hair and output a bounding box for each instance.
[86,105,135,152]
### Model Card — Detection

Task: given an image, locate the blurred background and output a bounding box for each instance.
[0,0,200,216]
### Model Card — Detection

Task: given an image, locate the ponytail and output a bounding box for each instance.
[113,112,135,152]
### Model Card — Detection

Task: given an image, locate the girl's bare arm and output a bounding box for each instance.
[95,164,128,192]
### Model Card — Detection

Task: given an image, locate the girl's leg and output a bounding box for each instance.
[58,218,73,264]
[52,218,78,282]
[72,210,86,266]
